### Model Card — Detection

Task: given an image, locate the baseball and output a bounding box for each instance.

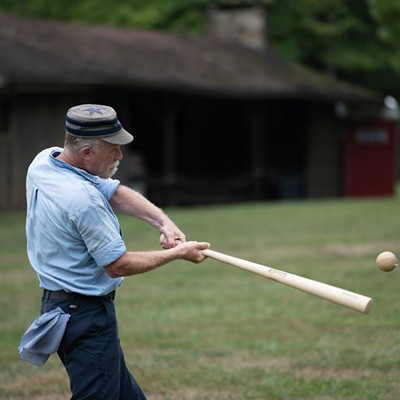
[376,251,398,272]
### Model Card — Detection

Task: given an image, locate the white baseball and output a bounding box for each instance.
[376,251,398,272]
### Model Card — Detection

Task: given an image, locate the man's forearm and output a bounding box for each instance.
[105,241,210,278]
[110,185,170,230]
[105,248,180,278]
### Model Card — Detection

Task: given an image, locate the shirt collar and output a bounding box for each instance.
[49,147,98,184]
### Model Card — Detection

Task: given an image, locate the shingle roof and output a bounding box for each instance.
[0,13,378,101]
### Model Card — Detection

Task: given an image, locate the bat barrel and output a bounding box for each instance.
[203,249,373,314]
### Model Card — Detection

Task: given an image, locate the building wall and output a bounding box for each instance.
[0,90,89,209]
[0,85,360,209]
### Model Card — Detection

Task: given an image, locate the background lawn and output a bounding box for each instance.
[1,197,400,399]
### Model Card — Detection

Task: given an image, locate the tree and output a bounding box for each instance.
[0,0,212,35]
[267,0,400,97]
[368,0,400,72]
[1,0,399,98]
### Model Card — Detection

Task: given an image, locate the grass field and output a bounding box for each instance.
[1,196,400,399]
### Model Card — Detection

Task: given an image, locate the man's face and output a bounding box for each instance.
[87,141,123,179]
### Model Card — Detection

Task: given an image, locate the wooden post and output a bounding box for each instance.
[249,107,265,200]
[162,99,177,205]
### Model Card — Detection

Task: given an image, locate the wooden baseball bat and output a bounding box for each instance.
[202,249,373,314]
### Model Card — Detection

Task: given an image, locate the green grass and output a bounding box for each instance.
[1,197,400,399]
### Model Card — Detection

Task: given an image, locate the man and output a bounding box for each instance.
[25,104,210,399]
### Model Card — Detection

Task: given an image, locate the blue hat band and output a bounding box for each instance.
[66,115,119,127]
[65,122,123,137]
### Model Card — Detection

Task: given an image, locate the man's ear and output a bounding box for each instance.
[81,145,93,159]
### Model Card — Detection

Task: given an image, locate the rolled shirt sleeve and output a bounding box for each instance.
[72,200,126,268]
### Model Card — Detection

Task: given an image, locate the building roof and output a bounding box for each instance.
[0,13,378,101]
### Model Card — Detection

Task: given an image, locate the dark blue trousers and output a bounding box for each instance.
[41,295,147,400]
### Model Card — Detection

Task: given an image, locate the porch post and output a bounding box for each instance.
[249,107,265,200]
[162,98,178,205]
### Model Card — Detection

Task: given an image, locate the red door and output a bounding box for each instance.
[345,120,396,197]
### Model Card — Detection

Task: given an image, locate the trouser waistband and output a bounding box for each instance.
[42,289,116,301]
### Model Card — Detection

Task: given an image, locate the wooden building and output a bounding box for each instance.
[0,11,393,209]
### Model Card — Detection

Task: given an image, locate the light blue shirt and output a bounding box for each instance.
[26,147,125,296]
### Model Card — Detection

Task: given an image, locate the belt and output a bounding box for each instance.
[42,289,116,301]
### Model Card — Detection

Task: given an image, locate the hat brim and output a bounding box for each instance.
[101,129,134,145]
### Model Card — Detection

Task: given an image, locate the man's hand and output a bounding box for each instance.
[159,233,186,249]
[174,241,210,263]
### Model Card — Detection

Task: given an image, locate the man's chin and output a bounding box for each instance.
[108,167,118,178]
[100,166,119,179]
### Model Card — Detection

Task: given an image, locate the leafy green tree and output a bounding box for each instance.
[0,0,212,35]
[267,0,399,97]
[368,0,400,72]
[0,0,399,98]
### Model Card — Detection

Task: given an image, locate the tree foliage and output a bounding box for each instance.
[1,0,399,98]
[267,0,400,97]
[0,0,212,34]
[367,0,400,72]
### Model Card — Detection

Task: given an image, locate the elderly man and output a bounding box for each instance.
[24,104,210,399]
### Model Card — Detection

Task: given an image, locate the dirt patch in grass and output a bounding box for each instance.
[324,241,399,257]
